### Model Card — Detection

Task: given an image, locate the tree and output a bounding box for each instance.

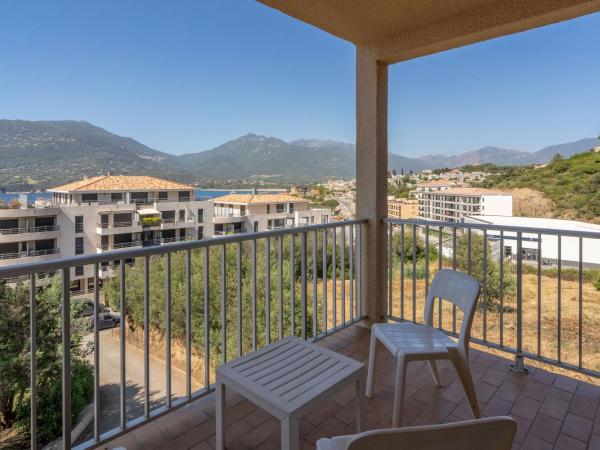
[0,278,93,445]
[455,232,514,310]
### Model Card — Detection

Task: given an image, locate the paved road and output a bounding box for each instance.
[81,328,199,438]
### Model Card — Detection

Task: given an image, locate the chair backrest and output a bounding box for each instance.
[346,416,516,450]
[423,269,480,350]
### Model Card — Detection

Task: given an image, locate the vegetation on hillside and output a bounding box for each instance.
[475,150,600,222]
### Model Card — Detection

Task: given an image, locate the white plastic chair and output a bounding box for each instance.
[366,269,481,427]
[316,416,516,450]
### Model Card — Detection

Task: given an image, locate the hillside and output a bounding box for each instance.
[0,120,199,191]
[477,151,600,222]
[0,120,598,190]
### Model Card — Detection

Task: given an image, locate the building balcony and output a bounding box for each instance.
[0,247,59,261]
[96,222,142,236]
[97,240,143,251]
[0,225,60,243]
[213,214,247,224]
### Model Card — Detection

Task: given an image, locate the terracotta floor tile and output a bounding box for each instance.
[527,413,562,444]
[538,395,570,421]
[511,396,542,421]
[553,433,587,450]
[561,412,592,443]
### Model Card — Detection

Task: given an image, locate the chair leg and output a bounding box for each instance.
[365,327,378,398]
[449,349,480,418]
[428,360,442,387]
[392,353,407,427]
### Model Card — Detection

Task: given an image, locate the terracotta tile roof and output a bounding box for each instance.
[49,176,195,192]
[213,194,308,204]
[434,187,509,196]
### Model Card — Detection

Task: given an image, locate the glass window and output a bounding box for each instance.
[75,216,84,233]
[197,209,204,223]
[159,191,168,201]
[75,266,84,276]
[197,226,203,240]
[75,237,84,254]
[267,204,270,214]
[111,192,123,202]
[81,193,98,203]
[276,203,285,213]
[288,203,294,213]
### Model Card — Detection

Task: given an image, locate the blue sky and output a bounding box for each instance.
[0,1,599,157]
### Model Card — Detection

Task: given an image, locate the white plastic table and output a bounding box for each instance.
[215,336,365,450]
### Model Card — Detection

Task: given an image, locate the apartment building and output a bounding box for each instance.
[387,196,418,219]
[416,187,512,222]
[213,193,331,235]
[0,175,213,293]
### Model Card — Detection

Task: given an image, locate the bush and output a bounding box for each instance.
[0,279,93,446]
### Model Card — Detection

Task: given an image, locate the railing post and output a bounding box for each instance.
[356,47,388,324]
[510,231,528,374]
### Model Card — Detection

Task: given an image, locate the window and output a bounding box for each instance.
[111,192,123,202]
[75,266,84,276]
[267,204,270,214]
[159,191,168,201]
[178,210,185,222]
[81,193,98,203]
[178,191,189,201]
[100,215,109,227]
[288,203,294,213]
[276,203,285,213]
[75,237,84,254]
[75,216,83,233]
[254,221,259,233]
[240,205,246,216]
[197,209,204,223]
[197,226,204,240]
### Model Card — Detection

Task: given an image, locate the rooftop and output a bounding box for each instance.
[434,188,509,196]
[468,215,600,232]
[48,175,195,193]
[416,181,469,187]
[213,193,308,205]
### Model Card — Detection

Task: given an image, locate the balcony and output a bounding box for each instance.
[0,247,59,260]
[2,218,600,450]
[3,2,600,448]
[97,240,143,251]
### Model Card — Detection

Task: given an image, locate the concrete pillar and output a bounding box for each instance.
[356,47,388,324]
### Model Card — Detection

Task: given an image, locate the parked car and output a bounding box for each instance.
[74,299,121,330]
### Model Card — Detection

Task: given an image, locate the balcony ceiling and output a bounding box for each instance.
[258,0,600,63]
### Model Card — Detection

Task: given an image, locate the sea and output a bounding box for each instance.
[0,189,284,205]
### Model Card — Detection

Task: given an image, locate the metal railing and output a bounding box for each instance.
[97,240,143,251]
[213,229,247,236]
[385,218,600,378]
[97,222,134,229]
[0,219,365,449]
[0,225,59,235]
[0,248,59,260]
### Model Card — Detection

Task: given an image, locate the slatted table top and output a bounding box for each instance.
[216,336,364,418]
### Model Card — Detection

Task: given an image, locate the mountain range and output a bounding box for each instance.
[0,120,598,191]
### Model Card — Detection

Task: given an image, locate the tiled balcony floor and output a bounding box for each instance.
[104,324,600,450]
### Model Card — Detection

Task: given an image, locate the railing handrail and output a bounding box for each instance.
[0,220,366,277]
[0,225,58,234]
[384,218,600,240]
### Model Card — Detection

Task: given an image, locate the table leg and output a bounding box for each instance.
[356,376,365,433]
[281,415,300,450]
[216,381,226,450]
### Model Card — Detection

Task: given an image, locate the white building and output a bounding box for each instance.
[465,215,600,268]
[0,175,213,293]
[416,184,512,222]
[213,193,331,235]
